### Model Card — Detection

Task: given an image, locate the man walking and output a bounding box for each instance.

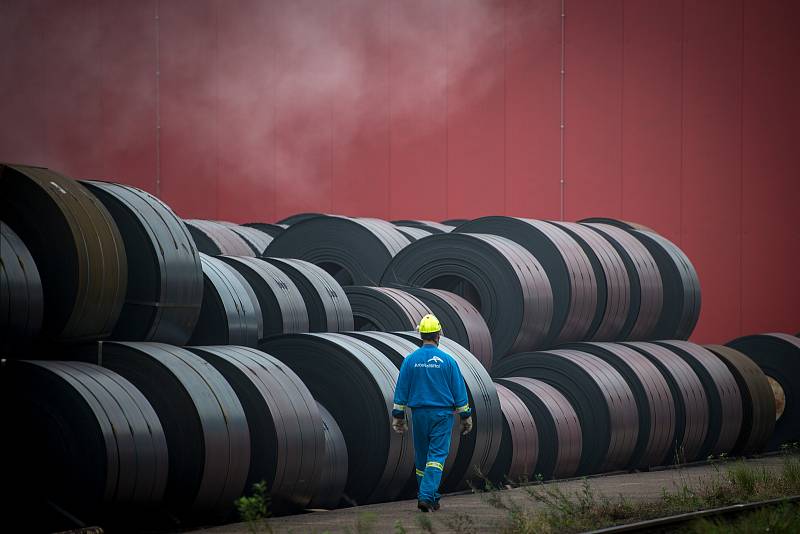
[391,314,473,512]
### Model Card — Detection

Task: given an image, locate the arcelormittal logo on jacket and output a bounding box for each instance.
[415,355,444,368]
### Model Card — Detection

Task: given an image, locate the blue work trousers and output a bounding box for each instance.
[411,407,453,504]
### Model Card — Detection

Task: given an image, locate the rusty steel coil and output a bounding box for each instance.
[582,222,663,340]
[1,164,126,342]
[259,333,414,504]
[493,349,638,474]
[623,342,709,463]
[80,342,251,520]
[656,341,742,458]
[265,216,411,286]
[242,222,288,237]
[548,222,630,341]
[562,342,676,469]
[220,256,309,336]
[1,222,43,349]
[309,403,348,510]
[184,219,255,256]
[276,213,327,225]
[82,181,203,344]
[345,286,431,331]
[1,359,167,528]
[392,220,455,234]
[455,217,597,346]
[396,225,433,242]
[381,232,553,357]
[226,225,274,255]
[494,377,581,479]
[189,254,261,347]
[727,333,800,450]
[402,287,493,371]
[187,346,324,511]
[262,257,354,332]
[489,383,539,484]
[705,344,776,456]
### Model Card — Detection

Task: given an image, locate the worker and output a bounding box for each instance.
[391,313,473,512]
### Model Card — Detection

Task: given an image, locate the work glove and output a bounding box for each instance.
[460,415,473,435]
[392,416,408,434]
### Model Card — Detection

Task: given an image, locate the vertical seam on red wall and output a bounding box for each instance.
[560,0,566,220]
[503,0,507,215]
[329,1,335,214]
[214,0,220,219]
[739,0,745,336]
[620,0,625,218]
[387,0,392,219]
[444,0,449,218]
[155,0,161,197]
[679,0,685,246]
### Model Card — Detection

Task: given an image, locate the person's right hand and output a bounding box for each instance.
[392,417,408,434]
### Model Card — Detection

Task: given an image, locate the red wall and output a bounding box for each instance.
[1,0,798,343]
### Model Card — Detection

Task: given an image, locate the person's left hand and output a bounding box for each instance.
[460,416,473,435]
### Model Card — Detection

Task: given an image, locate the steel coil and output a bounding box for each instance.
[578,217,657,233]
[1,222,43,348]
[265,216,411,286]
[345,286,431,331]
[381,232,553,356]
[493,349,638,474]
[219,256,309,336]
[242,222,288,237]
[227,225,274,255]
[705,344,776,455]
[184,219,255,256]
[442,219,469,227]
[623,342,709,463]
[727,333,800,450]
[189,254,261,347]
[82,181,203,344]
[489,383,539,484]
[276,213,327,225]
[309,403,348,510]
[392,220,455,234]
[1,164,127,342]
[494,377,581,479]
[187,345,324,511]
[396,226,433,242]
[262,258,354,332]
[259,333,414,504]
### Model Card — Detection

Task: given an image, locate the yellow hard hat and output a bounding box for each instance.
[418,314,442,334]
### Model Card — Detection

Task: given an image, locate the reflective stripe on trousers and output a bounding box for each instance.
[411,407,453,504]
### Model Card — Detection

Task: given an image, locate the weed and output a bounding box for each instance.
[393,519,407,534]
[234,481,272,534]
[415,513,434,533]
[442,511,476,534]
[689,502,800,534]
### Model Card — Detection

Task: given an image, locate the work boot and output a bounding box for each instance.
[417,500,433,513]
[433,500,441,511]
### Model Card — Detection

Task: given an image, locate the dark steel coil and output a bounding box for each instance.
[548,221,630,341]
[381,232,553,357]
[184,219,255,256]
[309,403,348,510]
[392,220,455,234]
[494,377,581,479]
[656,341,742,457]
[262,257,354,332]
[265,215,411,286]
[219,256,309,336]
[82,181,203,344]
[727,333,800,450]
[493,349,638,474]
[189,254,262,347]
[455,217,597,345]
[705,344,776,455]
[578,217,657,233]
[562,342,676,469]
[242,222,288,237]
[344,286,431,331]
[259,333,414,504]
[623,342,709,463]
[276,213,327,225]
[0,164,126,342]
[489,383,539,484]
[188,345,324,511]
[1,222,43,348]
[442,219,469,227]
[227,225,274,255]
[396,226,433,242]
[582,222,663,340]
[82,341,251,519]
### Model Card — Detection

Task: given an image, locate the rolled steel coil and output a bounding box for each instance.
[489,383,539,484]
[189,254,262,347]
[455,217,597,345]
[494,377,581,479]
[493,349,638,474]
[219,256,309,336]
[82,181,203,344]
[623,342,709,463]
[309,403,348,510]
[727,333,800,450]
[442,219,469,227]
[0,164,126,342]
[582,222,663,340]
[187,346,324,511]
[381,232,553,356]
[262,257,354,332]
[242,222,288,237]
[1,359,167,525]
[276,213,327,225]
[259,333,414,504]
[562,342,676,469]
[265,216,411,286]
[81,341,251,519]
[392,220,455,234]
[578,217,657,233]
[227,225,274,255]
[344,286,431,331]
[656,341,742,458]
[389,332,503,490]
[402,287,493,371]
[396,226,433,242]
[547,222,630,341]
[705,344,776,455]
[1,222,43,348]
[184,219,255,256]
